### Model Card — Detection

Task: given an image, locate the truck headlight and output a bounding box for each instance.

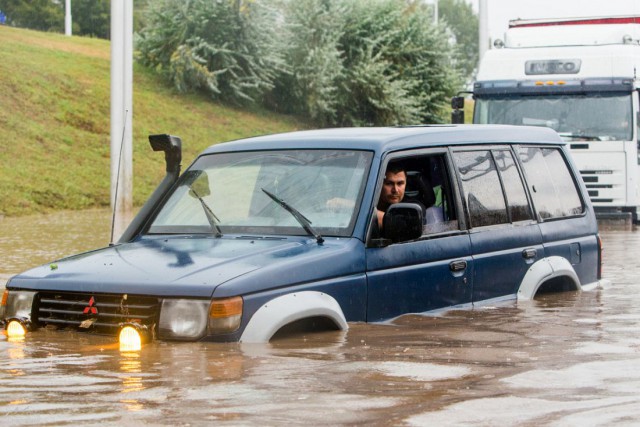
[158,299,210,340]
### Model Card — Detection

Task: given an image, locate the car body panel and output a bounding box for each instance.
[9,235,366,300]
[366,233,473,321]
[469,222,544,302]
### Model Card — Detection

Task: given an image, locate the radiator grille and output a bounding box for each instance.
[36,292,160,335]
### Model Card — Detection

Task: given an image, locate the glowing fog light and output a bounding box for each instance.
[119,325,143,351]
[118,323,152,351]
[158,299,209,340]
[6,320,27,338]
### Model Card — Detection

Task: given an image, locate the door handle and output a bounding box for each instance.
[449,260,467,272]
[522,248,537,259]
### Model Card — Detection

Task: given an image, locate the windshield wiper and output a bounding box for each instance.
[190,187,222,237]
[261,188,324,244]
[558,132,602,141]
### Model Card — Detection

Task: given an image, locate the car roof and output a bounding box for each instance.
[201,124,564,155]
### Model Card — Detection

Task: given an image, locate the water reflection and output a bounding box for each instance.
[119,352,143,392]
[119,351,145,412]
[0,211,639,425]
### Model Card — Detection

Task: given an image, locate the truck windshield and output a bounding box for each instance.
[474,92,633,141]
[148,149,373,237]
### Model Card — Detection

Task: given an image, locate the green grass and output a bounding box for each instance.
[0,26,306,216]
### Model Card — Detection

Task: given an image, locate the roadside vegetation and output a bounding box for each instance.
[137,0,462,126]
[0,25,304,216]
[0,0,478,217]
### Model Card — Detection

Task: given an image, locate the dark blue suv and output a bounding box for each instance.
[1,125,606,345]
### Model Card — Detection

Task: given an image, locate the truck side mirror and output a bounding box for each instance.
[451,96,465,124]
[451,96,465,109]
[382,203,423,243]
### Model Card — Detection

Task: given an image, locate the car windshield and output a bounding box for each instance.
[148,149,373,237]
[474,92,633,141]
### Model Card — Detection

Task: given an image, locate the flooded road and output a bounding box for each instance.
[1,210,639,426]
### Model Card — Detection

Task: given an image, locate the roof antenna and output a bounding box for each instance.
[110,109,128,245]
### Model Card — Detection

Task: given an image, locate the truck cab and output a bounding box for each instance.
[453,16,640,224]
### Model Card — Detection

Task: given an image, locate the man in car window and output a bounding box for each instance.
[376,164,407,228]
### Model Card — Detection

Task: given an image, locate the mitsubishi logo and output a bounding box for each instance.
[83,296,98,315]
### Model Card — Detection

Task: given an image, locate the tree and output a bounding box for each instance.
[136,0,285,105]
[0,0,111,38]
[72,0,109,39]
[266,0,347,125]
[438,0,479,81]
[135,0,463,125]
[274,0,460,126]
[0,0,63,32]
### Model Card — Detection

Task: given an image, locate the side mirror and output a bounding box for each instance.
[382,203,423,243]
[451,96,465,124]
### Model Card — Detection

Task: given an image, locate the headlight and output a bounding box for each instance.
[158,299,210,340]
[2,290,35,321]
[2,290,36,338]
[157,297,244,340]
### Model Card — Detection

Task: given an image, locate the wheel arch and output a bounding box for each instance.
[239,291,348,343]
[517,256,581,301]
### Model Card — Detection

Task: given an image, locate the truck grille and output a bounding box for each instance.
[36,292,160,335]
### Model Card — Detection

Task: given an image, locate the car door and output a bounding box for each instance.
[365,151,473,322]
[452,148,544,303]
[517,145,600,285]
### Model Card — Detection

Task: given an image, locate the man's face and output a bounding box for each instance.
[380,170,406,206]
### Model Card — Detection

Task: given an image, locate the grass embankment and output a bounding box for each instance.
[0,26,305,216]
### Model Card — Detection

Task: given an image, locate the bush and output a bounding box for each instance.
[136,0,284,105]
[265,0,347,126]
[272,0,461,126]
[136,0,462,125]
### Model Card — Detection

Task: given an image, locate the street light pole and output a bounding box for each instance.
[479,0,489,63]
[110,0,133,242]
[433,0,438,24]
[65,0,71,36]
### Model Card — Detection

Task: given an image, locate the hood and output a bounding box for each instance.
[8,235,364,298]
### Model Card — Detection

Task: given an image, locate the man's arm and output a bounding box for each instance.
[376,209,384,229]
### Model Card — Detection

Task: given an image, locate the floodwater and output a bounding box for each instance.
[1,210,639,426]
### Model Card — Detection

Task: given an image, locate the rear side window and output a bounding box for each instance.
[518,147,584,219]
[494,149,533,222]
[454,150,508,227]
[454,149,533,228]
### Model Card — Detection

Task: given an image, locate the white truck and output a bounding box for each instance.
[453,16,640,224]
